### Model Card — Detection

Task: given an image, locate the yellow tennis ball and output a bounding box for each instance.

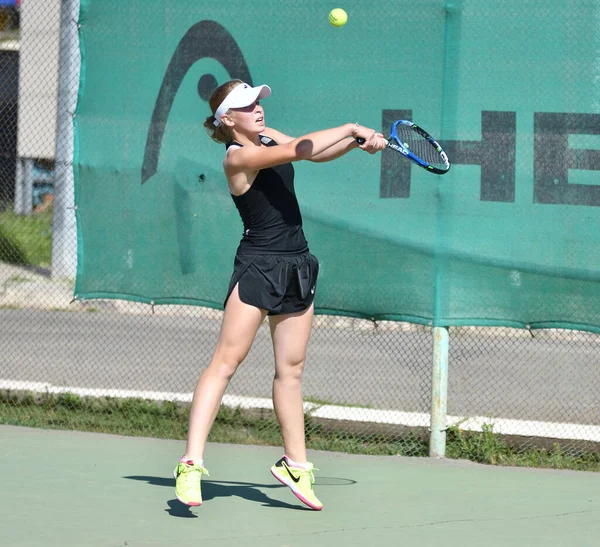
[329,8,348,27]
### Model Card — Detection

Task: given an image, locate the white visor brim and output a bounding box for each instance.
[213,83,271,126]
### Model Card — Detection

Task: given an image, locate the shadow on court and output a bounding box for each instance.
[1,425,599,547]
[126,475,332,514]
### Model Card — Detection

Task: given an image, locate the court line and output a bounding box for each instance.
[1,378,598,443]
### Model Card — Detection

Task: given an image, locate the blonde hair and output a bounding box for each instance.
[203,79,244,144]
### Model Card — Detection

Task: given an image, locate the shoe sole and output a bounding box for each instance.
[173,469,202,507]
[270,468,323,511]
[175,493,201,507]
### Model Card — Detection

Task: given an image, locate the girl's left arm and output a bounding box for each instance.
[307,138,360,162]
[263,127,360,163]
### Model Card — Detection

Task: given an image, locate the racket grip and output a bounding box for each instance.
[355,138,365,145]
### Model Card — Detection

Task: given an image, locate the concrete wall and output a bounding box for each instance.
[16,0,61,159]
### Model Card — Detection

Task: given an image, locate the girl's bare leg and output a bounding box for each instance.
[183,284,267,461]
[269,304,314,462]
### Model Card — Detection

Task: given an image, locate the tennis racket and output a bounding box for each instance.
[357,120,451,175]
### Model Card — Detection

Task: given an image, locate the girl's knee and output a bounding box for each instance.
[207,353,244,380]
[275,359,305,381]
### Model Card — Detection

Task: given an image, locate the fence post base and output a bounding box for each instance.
[429,326,449,458]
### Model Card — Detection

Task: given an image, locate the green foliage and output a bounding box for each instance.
[445,423,600,471]
[0,391,190,439]
[0,207,53,267]
[446,423,511,465]
[0,391,598,471]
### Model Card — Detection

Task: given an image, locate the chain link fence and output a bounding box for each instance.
[0,1,599,467]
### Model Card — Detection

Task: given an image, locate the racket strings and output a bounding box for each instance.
[393,126,448,170]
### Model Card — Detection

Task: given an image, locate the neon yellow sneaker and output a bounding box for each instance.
[270,456,323,511]
[173,460,209,506]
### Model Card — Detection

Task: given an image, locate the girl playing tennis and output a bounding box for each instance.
[174,79,386,510]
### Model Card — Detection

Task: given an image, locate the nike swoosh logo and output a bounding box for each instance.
[282,461,301,483]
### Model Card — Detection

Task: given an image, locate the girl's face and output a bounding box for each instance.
[229,100,265,134]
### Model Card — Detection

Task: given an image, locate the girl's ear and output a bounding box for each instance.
[221,114,235,127]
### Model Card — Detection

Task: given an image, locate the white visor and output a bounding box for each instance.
[213,82,271,126]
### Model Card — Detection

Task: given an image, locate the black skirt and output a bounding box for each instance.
[224,251,319,315]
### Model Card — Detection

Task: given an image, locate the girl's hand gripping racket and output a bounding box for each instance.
[357,120,451,175]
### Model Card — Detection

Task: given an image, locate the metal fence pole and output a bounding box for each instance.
[429,326,449,457]
[51,0,80,280]
[428,0,462,459]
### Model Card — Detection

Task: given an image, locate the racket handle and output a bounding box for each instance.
[356,137,390,147]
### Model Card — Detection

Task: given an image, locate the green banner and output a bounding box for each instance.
[74,0,600,332]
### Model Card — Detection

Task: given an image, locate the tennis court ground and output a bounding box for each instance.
[1,424,599,546]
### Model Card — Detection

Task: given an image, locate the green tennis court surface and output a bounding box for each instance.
[2,425,599,546]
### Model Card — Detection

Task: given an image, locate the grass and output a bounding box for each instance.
[1,391,598,471]
[0,206,52,267]
[304,395,373,409]
[445,424,600,472]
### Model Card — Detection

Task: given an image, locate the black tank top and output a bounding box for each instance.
[226,135,308,254]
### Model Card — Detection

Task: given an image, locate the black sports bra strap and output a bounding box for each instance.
[226,136,278,150]
[225,140,243,150]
